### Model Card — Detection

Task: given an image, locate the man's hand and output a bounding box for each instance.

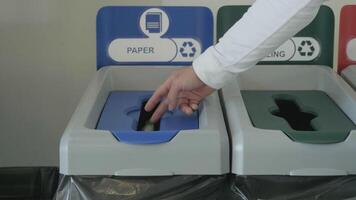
[145,66,214,123]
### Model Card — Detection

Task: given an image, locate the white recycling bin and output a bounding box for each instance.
[342,66,356,90]
[221,65,356,176]
[59,6,229,176]
[218,5,356,176]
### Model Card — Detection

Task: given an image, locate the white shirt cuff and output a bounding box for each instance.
[192,46,235,89]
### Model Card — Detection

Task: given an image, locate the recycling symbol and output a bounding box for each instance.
[180,41,196,58]
[297,40,315,57]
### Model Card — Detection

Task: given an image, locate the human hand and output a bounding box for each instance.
[145,66,215,123]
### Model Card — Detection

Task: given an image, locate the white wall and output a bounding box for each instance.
[0,0,354,167]
[0,0,162,167]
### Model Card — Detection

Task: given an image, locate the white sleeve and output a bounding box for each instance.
[192,0,325,89]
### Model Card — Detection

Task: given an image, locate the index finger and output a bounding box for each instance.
[150,100,169,123]
[145,77,172,112]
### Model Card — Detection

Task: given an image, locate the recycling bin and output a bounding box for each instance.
[342,66,356,89]
[59,6,229,176]
[339,5,356,89]
[222,65,356,176]
[218,5,356,176]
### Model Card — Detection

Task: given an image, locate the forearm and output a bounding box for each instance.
[193,0,324,89]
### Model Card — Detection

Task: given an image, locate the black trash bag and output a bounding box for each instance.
[230,175,356,200]
[54,174,356,200]
[54,175,228,200]
[0,167,59,200]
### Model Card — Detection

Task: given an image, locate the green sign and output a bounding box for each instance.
[217,6,334,67]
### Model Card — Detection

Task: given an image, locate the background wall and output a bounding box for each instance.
[0,0,161,167]
[0,0,354,167]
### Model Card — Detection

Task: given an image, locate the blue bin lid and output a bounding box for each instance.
[96,91,199,145]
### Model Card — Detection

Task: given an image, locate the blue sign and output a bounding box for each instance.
[97,6,213,69]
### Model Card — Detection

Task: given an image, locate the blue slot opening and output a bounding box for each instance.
[96,91,199,144]
[136,100,161,131]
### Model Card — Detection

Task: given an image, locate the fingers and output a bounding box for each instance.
[178,92,201,111]
[178,98,192,115]
[146,67,211,121]
[190,103,199,110]
[178,91,202,102]
[166,83,181,111]
[178,97,198,114]
[151,97,192,122]
[150,100,169,123]
[180,103,193,115]
[145,77,172,112]
[150,96,200,123]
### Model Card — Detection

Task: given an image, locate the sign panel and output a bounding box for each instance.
[217,6,334,67]
[262,37,321,62]
[338,5,356,73]
[97,6,213,69]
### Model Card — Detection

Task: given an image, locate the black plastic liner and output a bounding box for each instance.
[232,175,356,200]
[54,174,356,200]
[54,175,229,200]
[1,168,356,200]
[0,167,59,200]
